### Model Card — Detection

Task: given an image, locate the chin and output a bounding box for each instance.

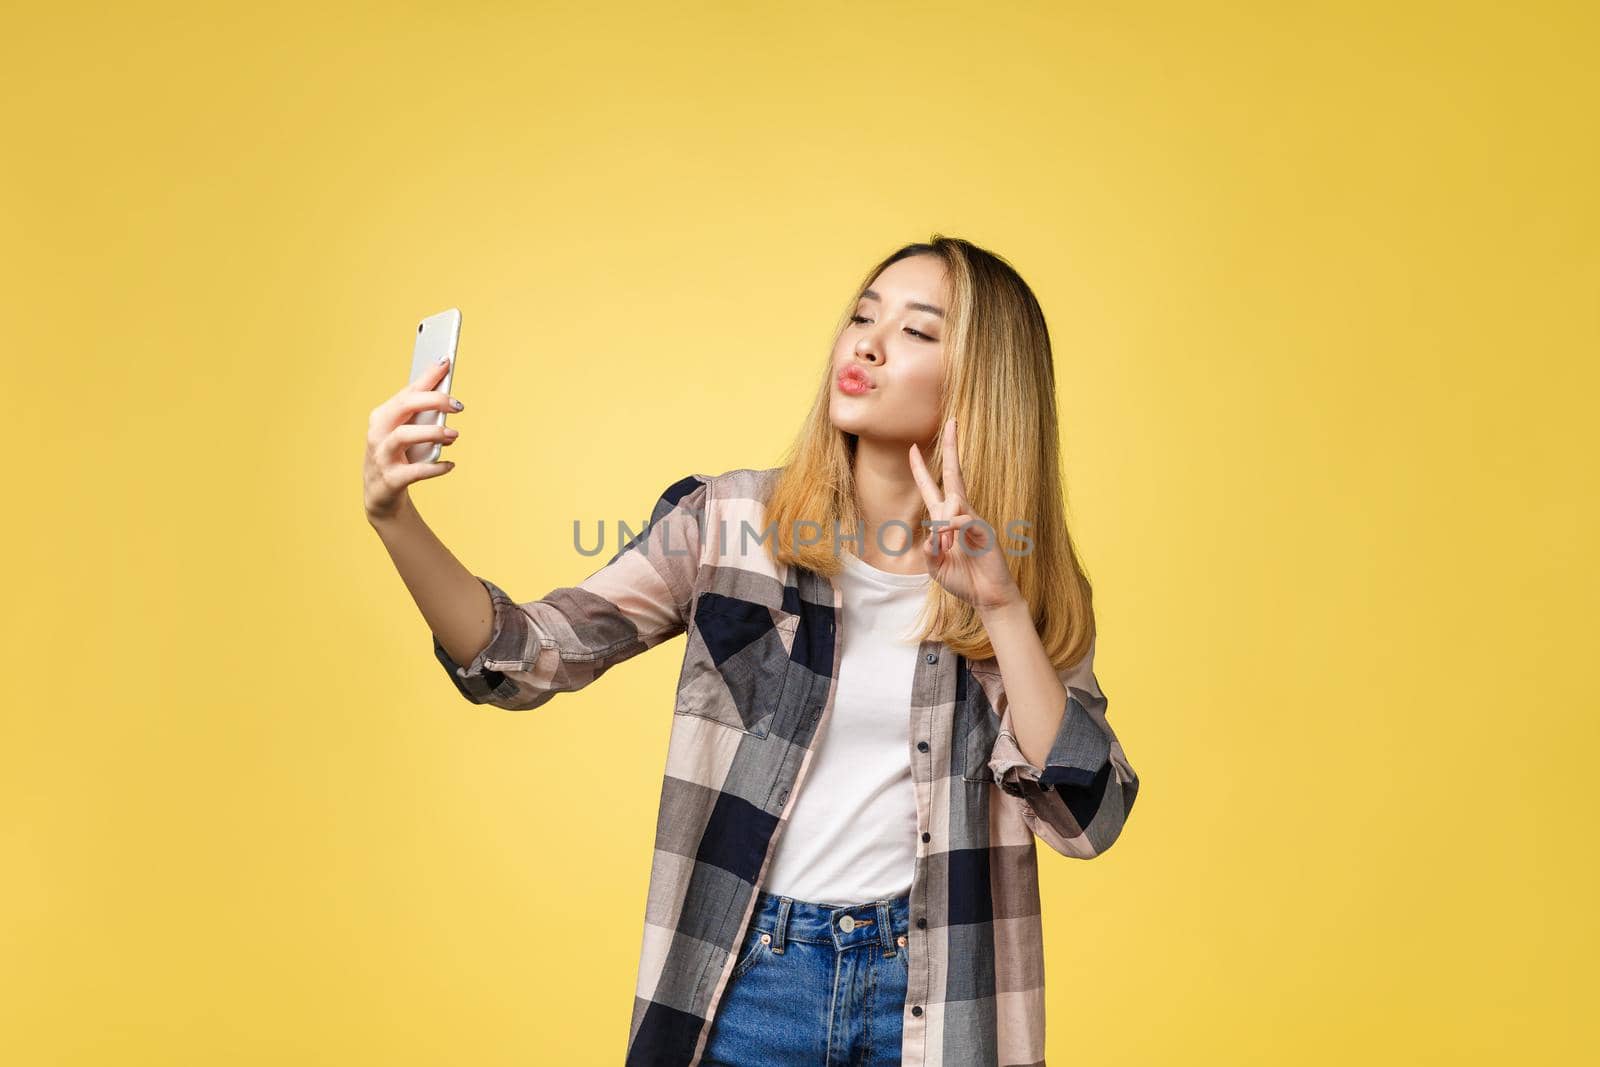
[827,406,865,435]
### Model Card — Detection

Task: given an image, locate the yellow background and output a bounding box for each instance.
[4,1,1595,1063]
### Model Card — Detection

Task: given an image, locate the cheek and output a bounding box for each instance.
[907,359,941,395]
[870,363,943,441]
[904,362,944,420]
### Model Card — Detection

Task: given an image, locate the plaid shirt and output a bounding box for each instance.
[433,466,1140,1066]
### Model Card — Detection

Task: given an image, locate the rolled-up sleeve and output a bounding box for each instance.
[432,473,709,711]
[987,637,1141,859]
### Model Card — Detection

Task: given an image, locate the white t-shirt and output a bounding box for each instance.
[761,548,931,905]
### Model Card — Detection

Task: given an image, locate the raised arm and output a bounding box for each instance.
[364,353,494,672]
[425,475,710,710]
[362,352,710,711]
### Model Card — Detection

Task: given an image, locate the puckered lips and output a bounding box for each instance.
[836,365,875,395]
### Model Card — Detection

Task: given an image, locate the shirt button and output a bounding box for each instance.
[921,832,930,842]
[778,789,790,805]
[916,917,926,929]
[924,652,938,664]
[917,741,929,752]
[911,1005,923,1016]
[839,915,855,932]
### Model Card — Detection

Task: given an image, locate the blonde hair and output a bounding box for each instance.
[765,234,1096,672]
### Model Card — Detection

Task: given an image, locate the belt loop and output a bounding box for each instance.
[774,896,792,954]
[876,899,894,957]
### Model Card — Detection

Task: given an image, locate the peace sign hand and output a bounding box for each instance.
[909,417,1024,613]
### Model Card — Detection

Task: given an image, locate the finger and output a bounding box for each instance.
[391,388,463,424]
[950,513,990,555]
[394,457,456,485]
[921,513,953,558]
[907,442,943,513]
[922,514,946,561]
[373,365,458,430]
[379,422,459,465]
[942,417,970,504]
[409,353,453,392]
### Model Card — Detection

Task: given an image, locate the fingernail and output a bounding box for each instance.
[437,353,450,363]
[450,398,463,411]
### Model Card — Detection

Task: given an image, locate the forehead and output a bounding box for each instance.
[863,254,948,303]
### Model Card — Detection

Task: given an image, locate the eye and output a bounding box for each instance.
[850,314,936,342]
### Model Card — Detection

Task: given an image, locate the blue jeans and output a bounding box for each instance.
[702,888,913,1066]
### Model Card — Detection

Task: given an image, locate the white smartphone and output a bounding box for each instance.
[406,308,462,464]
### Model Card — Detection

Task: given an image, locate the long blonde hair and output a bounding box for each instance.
[765,234,1097,672]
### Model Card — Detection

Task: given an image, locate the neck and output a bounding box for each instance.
[850,435,936,566]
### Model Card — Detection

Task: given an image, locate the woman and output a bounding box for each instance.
[364,235,1141,1067]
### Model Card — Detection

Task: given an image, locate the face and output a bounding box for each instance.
[828,254,949,448]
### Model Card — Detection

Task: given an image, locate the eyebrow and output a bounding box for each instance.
[861,288,945,319]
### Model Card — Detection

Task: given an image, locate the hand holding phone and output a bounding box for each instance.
[405,308,462,463]
[361,308,465,524]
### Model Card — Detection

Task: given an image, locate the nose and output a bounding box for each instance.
[853,342,882,365]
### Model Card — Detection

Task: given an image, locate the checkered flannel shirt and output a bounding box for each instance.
[433,466,1141,1066]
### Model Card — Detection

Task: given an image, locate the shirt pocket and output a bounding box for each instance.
[674,591,800,739]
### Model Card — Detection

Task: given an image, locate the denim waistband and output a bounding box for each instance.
[746,888,912,955]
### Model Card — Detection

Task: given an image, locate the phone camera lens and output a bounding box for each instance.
[417,323,424,333]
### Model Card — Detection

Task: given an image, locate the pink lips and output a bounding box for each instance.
[837,367,874,395]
